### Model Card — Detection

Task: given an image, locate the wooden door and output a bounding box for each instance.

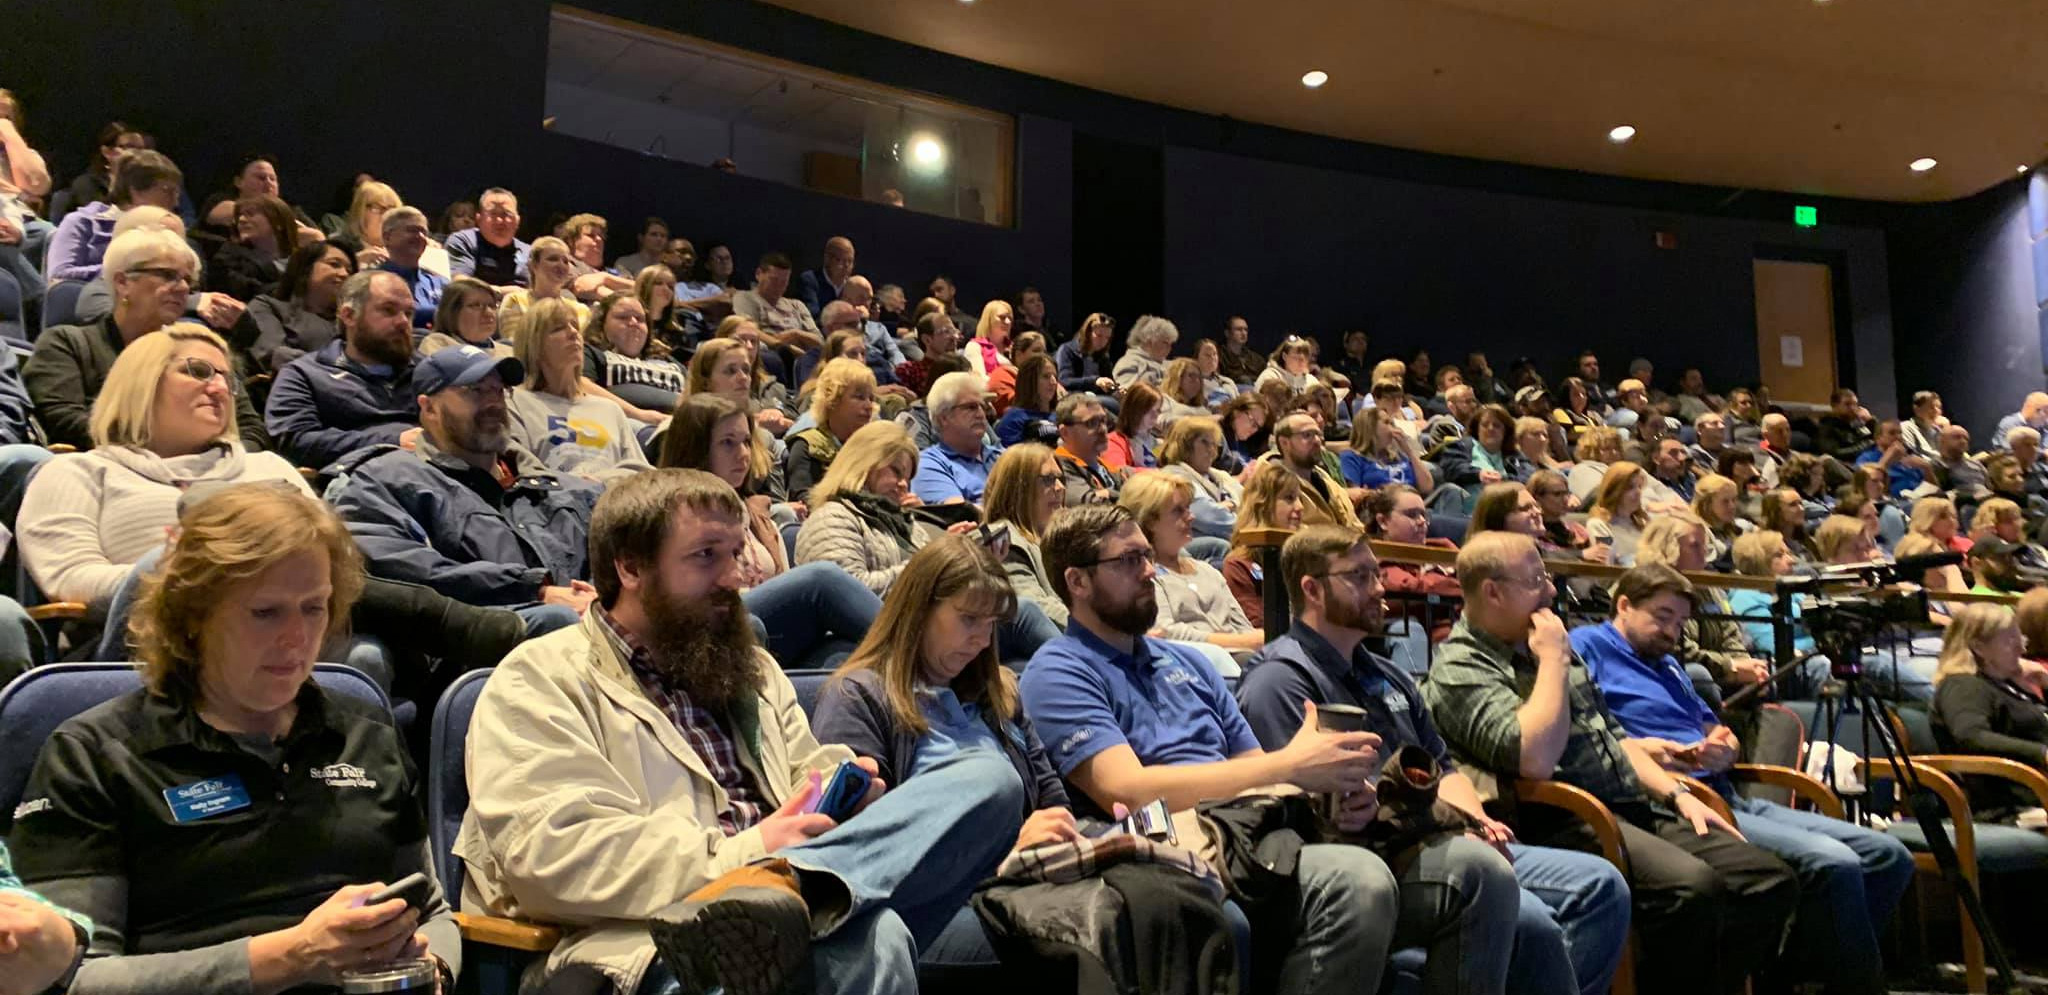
[1753,259,1837,405]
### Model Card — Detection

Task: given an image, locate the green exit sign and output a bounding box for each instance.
[1794,205,1819,228]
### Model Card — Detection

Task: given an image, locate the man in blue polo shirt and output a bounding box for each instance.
[1574,564,1913,995]
[1239,526,1629,995]
[1021,504,1519,995]
[911,371,1002,505]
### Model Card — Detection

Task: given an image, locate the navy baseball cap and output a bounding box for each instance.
[414,345,524,396]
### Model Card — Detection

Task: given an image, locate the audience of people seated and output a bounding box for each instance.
[15,120,2048,995]
[1933,602,2048,821]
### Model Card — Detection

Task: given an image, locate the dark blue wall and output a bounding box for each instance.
[9,0,2038,429]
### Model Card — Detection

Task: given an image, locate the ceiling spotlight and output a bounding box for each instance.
[911,136,945,170]
[1301,70,1328,89]
[1909,157,1938,172]
[1607,125,1637,144]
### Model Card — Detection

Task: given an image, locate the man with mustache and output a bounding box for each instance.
[265,269,423,468]
[1021,505,1511,995]
[327,345,601,635]
[458,470,1022,995]
[1236,526,1630,995]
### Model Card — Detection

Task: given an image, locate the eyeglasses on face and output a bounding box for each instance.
[128,266,193,286]
[1313,566,1379,589]
[1078,549,1151,573]
[168,357,242,395]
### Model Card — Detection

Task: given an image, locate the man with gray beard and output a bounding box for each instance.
[328,344,603,636]
[457,470,1024,995]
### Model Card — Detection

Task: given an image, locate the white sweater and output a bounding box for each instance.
[19,443,312,607]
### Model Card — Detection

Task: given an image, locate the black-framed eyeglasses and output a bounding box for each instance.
[128,266,192,286]
[1313,567,1379,589]
[1034,472,1063,488]
[1063,415,1112,430]
[169,357,242,395]
[1078,549,1151,573]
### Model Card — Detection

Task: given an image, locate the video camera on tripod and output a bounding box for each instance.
[1777,550,1957,680]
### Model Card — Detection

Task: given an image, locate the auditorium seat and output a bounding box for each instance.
[41,279,84,336]
[0,662,389,832]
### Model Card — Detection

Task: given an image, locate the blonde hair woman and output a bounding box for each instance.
[1724,529,1823,666]
[794,420,936,595]
[1158,415,1242,540]
[1690,472,1750,567]
[1158,357,1209,429]
[1907,497,1967,556]
[687,336,784,492]
[1930,604,2048,816]
[1567,426,1625,504]
[1970,498,2024,544]
[506,296,650,479]
[495,235,588,331]
[785,358,878,502]
[966,299,1015,379]
[338,180,401,267]
[20,326,308,609]
[1122,471,1261,655]
[706,314,796,429]
[9,484,466,992]
[1585,461,1650,566]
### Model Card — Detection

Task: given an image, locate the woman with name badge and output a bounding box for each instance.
[8,484,460,993]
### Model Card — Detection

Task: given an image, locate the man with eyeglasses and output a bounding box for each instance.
[911,371,1002,506]
[1258,412,1361,529]
[1051,392,1125,507]
[1575,563,1911,995]
[1422,533,1798,995]
[445,187,530,293]
[376,206,444,329]
[1237,527,1630,995]
[327,346,602,637]
[1022,504,1428,995]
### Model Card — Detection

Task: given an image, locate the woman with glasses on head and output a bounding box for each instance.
[20,326,306,614]
[1254,335,1318,395]
[1565,425,1623,506]
[247,239,357,373]
[1056,315,1122,401]
[28,228,268,452]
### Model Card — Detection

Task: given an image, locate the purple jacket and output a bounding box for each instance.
[45,202,118,284]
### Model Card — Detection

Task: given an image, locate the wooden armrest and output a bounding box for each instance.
[1914,755,2048,811]
[1238,526,1293,551]
[46,444,76,455]
[1730,763,1845,820]
[1673,773,1734,822]
[26,602,88,623]
[1857,758,1977,882]
[1514,779,1629,874]
[454,911,562,951]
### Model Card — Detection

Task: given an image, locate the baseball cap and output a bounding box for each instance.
[1514,386,1547,407]
[1970,538,2022,559]
[414,345,524,396]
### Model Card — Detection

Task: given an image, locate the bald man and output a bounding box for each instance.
[1993,391,2048,452]
[797,235,856,319]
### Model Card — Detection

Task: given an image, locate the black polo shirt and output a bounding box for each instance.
[1237,622,1451,767]
[10,683,425,955]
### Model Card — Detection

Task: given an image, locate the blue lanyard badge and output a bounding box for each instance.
[163,774,253,823]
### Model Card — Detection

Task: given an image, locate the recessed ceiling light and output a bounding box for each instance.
[1607,125,1637,144]
[1909,157,1938,172]
[1301,70,1328,89]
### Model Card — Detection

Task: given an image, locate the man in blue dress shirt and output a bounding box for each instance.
[1574,563,1913,995]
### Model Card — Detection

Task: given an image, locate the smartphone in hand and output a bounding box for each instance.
[803,760,874,823]
[362,871,434,914]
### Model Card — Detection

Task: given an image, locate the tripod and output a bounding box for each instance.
[1812,629,2017,993]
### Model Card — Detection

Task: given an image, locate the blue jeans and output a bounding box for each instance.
[788,749,1024,993]
[745,561,883,670]
[1285,844,1400,995]
[918,893,1257,983]
[0,219,51,304]
[514,603,582,638]
[92,547,166,661]
[1507,842,1631,995]
[0,443,53,535]
[0,593,39,684]
[638,751,1022,995]
[1388,835,1521,995]
[1731,795,1914,993]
